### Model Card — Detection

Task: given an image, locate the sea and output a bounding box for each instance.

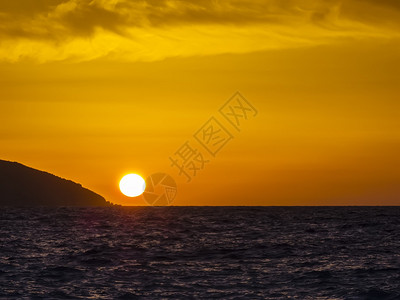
[0,207,399,299]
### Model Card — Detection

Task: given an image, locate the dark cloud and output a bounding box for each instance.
[0,0,399,41]
[1,0,390,41]
[338,0,400,31]
[129,0,340,27]
[0,0,128,40]
[363,0,400,10]
[0,0,64,16]
[0,0,399,62]
[61,2,128,37]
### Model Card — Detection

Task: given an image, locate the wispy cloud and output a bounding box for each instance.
[0,0,399,63]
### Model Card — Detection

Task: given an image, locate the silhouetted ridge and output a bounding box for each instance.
[0,160,111,206]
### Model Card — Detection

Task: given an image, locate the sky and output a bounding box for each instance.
[1,0,399,206]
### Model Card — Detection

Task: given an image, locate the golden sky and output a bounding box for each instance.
[1,0,399,205]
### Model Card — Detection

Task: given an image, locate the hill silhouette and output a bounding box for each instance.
[0,160,111,206]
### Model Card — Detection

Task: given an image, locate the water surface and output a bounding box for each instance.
[0,207,399,299]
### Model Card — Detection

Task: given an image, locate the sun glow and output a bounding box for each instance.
[119,174,146,197]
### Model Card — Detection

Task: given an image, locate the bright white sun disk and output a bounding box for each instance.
[119,174,146,197]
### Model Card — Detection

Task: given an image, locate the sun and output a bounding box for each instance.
[119,174,146,197]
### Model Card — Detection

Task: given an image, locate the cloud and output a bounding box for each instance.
[0,0,399,63]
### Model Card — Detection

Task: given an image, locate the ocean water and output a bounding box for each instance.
[0,207,399,299]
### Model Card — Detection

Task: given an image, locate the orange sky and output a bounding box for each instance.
[1,0,399,205]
